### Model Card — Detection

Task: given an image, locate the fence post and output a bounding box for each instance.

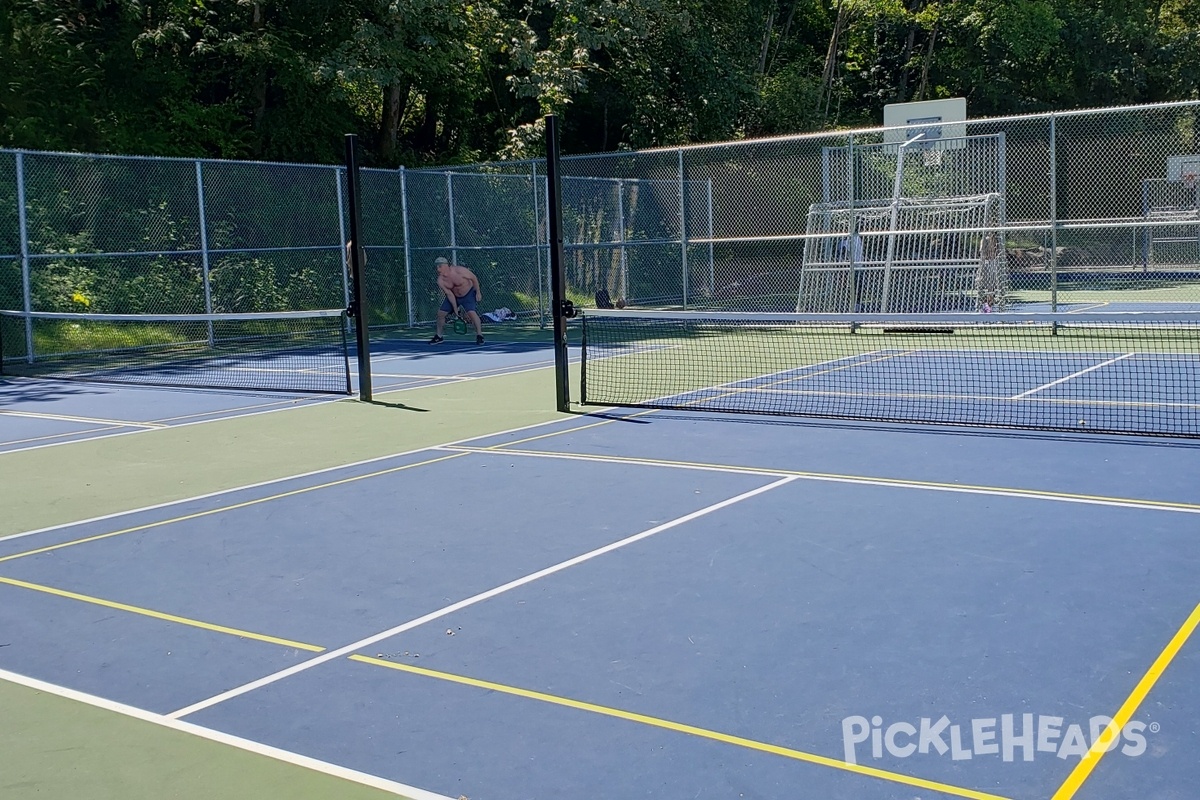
[1049,114,1059,312]
[15,151,33,362]
[707,179,715,299]
[848,134,858,313]
[678,148,689,308]
[195,160,215,345]
[446,171,457,266]
[617,178,627,302]
[531,160,546,327]
[335,166,350,311]
[996,132,1008,229]
[400,166,415,327]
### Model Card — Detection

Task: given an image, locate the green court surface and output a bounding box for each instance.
[1008,276,1200,309]
[1,366,572,537]
[0,676,419,800]
[1,361,575,798]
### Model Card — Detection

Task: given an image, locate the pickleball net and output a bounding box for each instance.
[0,309,352,394]
[580,309,1200,437]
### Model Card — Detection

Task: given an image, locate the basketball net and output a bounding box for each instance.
[1183,172,1197,191]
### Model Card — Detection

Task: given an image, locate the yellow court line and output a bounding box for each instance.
[0,451,471,564]
[0,409,166,428]
[0,576,324,652]
[1051,602,1200,800]
[450,446,1200,514]
[349,655,1012,800]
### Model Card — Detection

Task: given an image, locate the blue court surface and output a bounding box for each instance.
[0,339,565,453]
[615,346,1200,439]
[1017,301,1200,313]
[1,407,1197,800]
[766,350,1193,426]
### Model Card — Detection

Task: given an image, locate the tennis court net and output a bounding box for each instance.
[1,310,352,394]
[580,309,1200,437]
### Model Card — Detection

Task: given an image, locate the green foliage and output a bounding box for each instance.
[0,0,1198,163]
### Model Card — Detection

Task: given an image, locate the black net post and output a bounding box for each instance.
[545,115,571,411]
[344,134,372,401]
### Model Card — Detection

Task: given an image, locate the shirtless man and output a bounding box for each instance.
[431,256,484,344]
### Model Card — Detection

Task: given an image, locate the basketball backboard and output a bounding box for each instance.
[883,98,967,150]
[1166,154,1200,182]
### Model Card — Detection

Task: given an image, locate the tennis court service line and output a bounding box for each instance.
[1051,602,1200,800]
[692,349,910,408]
[746,386,1200,410]
[444,446,1200,516]
[149,397,323,425]
[0,576,323,652]
[0,452,471,563]
[166,477,798,720]
[370,359,574,393]
[0,393,346,455]
[350,656,1012,800]
[1011,353,1135,400]
[0,668,457,800]
[0,350,560,455]
[2,425,131,448]
[0,409,167,428]
[0,411,604,547]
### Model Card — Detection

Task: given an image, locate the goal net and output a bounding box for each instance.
[799,134,1008,313]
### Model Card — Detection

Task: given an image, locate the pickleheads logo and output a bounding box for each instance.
[841,714,1155,765]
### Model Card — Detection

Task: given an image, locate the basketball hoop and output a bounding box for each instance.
[1183,172,1197,190]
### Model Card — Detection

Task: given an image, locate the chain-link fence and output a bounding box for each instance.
[0,150,356,364]
[416,101,1200,318]
[5,100,1200,365]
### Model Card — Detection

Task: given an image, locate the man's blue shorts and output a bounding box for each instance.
[440,287,478,314]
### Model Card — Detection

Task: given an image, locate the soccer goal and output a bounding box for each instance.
[798,191,1007,313]
[1141,156,1200,272]
[798,112,1008,313]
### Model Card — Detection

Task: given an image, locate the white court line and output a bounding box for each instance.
[444,445,1200,515]
[1011,353,1136,399]
[166,476,798,720]
[635,350,890,406]
[739,386,1200,410]
[0,356,561,455]
[0,668,454,800]
[0,412,604,546]
[0,393,347,455]
[150,397,319,425]
[0,425,129,449]
[0,409,166,428]
[364,373,470,380]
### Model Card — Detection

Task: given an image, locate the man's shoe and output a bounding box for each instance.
[429,335,444,344]
[476,334,485,345]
